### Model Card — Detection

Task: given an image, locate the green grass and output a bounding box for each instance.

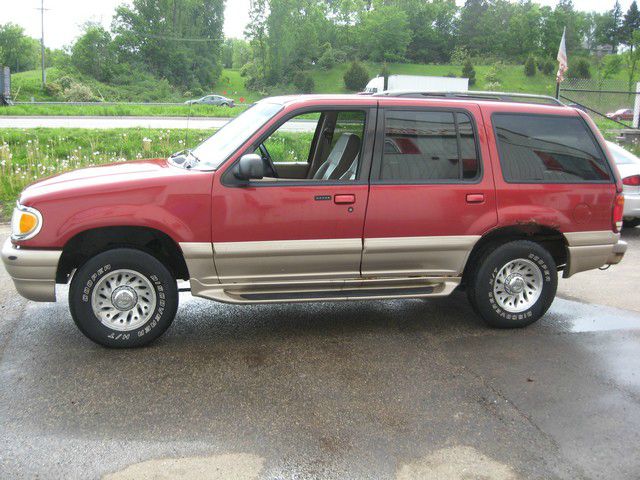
[0,128,210,218]
[0,103,246,117]
[0,127,317,220]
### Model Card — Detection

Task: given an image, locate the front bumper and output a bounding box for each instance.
[1,238,62,302]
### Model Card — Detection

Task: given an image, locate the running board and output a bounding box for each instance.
[190,277,461,304]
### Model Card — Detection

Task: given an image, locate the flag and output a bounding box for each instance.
[557,27,568,83]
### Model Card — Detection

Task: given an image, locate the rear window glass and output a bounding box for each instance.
[380,110,480,182]
[493,114,611,183]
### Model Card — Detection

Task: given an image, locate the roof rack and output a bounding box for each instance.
[374,90,565,106]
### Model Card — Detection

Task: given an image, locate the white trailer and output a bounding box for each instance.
[363,74,469,94]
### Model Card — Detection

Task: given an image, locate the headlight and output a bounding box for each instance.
[11,203,43,241]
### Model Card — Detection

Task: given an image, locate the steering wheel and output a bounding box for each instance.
[258,143,278,178]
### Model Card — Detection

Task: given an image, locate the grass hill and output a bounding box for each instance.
[10,62,560,103]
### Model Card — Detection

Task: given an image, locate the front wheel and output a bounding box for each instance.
[467,240,557,328]
[69,248,178,348]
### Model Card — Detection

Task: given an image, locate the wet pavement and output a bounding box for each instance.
[1,225,640,479]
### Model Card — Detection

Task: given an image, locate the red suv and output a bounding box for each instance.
[2,92,627,347]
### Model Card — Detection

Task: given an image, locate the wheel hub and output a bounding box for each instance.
[492,258,544,314]
[91,269,157,332]
[504,274,526,295]
[111,286,138,311]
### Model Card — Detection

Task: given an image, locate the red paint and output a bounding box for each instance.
[334,194,356,204]
[12,94,621,255]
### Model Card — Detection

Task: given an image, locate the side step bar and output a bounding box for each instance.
[190,277,461,304]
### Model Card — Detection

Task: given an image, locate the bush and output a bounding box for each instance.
[293,72,315,93]
[540,59,555,76]
[451,46,470,65]
[462,59,476,86]
[524,56,536,77]
[62,82,98,102]
[484,63,503,84]
[568,58,591,79]
[318,43,335,70]
[343,61,370,92]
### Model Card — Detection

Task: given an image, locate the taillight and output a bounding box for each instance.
[613,193,625,232]
[623,175,640,186]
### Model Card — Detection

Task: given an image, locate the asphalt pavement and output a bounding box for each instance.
[1,224,640,479]
[0,116,317,131]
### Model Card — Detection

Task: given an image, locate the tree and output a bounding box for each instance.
[524,56,536,77]
[392,0,457,63]
[343,61,369,91]
[623,30,640,91]
[0,23,39,73]
[71,24,115,82]
[112,0,225,89]
[356,6,411,62]
[462,59,476,86]
[567,58,592,79]
[622,1,640,47]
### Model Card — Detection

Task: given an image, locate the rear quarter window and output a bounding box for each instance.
[492,113,612,183]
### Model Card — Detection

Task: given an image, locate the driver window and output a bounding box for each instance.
[254,110,366,181]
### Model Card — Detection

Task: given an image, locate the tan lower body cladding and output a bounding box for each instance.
[180,236,477,303]
[563,230,621,277]
[180,231,622,301]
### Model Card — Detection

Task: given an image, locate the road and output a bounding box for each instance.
[1,224,640,479]
[0,116,317,132]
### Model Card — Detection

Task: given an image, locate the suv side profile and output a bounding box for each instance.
[2,92,627,348]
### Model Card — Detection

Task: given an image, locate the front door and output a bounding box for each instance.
[212,105,377,284]
[362,103,498,278]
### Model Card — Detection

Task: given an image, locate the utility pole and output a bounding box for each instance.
[37,0,48,88]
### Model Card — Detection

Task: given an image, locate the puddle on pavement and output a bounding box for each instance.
[103,453,264,480]
[550,298,640,333]
[396,446,518,480]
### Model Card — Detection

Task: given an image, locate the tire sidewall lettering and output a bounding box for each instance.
[80,263,166,342]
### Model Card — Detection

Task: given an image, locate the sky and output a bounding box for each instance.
[2,0,636,50]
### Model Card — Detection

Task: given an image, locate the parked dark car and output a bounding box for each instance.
[185,94,235,107]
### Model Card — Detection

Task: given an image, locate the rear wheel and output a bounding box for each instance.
[467,240,557,328]
[69,248,178,348]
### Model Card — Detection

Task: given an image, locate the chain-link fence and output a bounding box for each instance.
[559,78,639,129]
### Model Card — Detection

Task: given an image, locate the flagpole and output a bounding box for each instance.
[556,27,568,101]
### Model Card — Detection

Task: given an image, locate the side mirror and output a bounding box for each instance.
[236,154,266,181]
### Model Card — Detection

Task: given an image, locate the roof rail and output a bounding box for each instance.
[374,90,565,106]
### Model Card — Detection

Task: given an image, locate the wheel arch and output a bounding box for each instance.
[56,226,190,283]
[463,224,567,284]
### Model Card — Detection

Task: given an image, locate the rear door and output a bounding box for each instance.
[362,101,498,277]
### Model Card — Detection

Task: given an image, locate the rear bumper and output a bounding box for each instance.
[623,192,640,219]
[1,238,62,302]
[563,232,626,278]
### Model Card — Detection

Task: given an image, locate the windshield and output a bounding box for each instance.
[607,142,640,165]
[190,102,282,169]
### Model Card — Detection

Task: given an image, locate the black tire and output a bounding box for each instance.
[221,103,229,107]
[69,248,178,348]
[467,240,557,329]
[623,218,640,229]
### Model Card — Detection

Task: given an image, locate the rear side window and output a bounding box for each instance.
[493,113,611,183]
[379,110,480,182]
